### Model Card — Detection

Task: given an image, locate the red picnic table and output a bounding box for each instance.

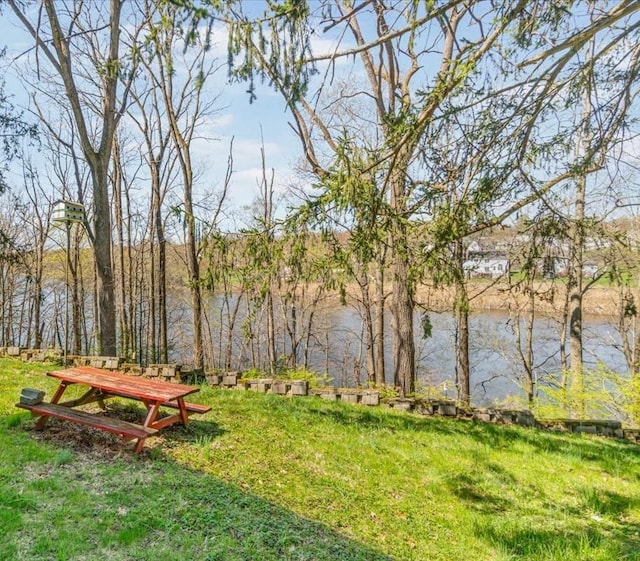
[16,366,211,453]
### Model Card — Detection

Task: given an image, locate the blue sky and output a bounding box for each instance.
[0,9,306,228]
[4,2,637,232]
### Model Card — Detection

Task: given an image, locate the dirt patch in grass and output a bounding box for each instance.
[21,403,171,461]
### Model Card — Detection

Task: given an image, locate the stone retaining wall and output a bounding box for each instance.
[5,348,640,445]
[0,347,62,362]
[203,373,640,445]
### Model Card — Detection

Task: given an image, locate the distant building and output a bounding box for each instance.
[463,256,510,279]
[464,239,510,279]
[582,263,600,279]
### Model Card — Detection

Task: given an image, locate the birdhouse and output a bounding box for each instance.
[52,200,85,223]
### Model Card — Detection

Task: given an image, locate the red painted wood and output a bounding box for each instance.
[104,390,211,415]
[160,400,211,414]
[147,413,184,431]
[46,367,199,403]
[16,402,157,439]
[21,367,209,453]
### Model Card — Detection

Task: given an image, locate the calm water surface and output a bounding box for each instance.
[169,293,627,407]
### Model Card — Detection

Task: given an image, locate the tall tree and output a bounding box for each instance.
[18,162,52,349]
[7,0,141,355]
[125,1,176,363]
[140,2,224,370]
[0,47,38,195]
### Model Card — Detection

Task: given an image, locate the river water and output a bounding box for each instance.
[302,306,628,406]
[170,293,628,407]
[22,280,628,408]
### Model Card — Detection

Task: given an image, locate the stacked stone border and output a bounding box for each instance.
[4,347,639,446]
[2,346,64,363]
[199,372,640,446]
[0,347,182,384]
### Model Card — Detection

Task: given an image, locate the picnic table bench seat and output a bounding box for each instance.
[159,400,211,415]
[16,401,158,440]
[97,389,212,415]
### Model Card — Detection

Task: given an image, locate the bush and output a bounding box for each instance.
[535,363,636,424]
[281,366,332,389]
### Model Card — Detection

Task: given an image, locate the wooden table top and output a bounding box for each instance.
[47,366,200,402]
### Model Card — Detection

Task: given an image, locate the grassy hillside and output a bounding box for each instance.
[1,359,639,560]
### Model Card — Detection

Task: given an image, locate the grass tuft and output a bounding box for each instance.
[52,449,76,467]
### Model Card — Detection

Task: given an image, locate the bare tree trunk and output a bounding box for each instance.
[283,296,299,367]
[302,290,321,370]
[568,177,585,417]
[223,290,244,370]
[92,264,99,354]
[148,6,216,371]
[184,200,204,370]
[149,218,158,363]
[390,170,415,396]
[454,240,471,404]
[5,273,14,346]
[127,198,137,362]
[154,177,168,363]
[518,288,536,406]
[567,75,592,418]
[92,164,117,355]
[391,255,415,395]
[71,227,84,356]
[261,163,277,373]
[21,168,49,349]
[0,266,7,346]
[112,139,130,358]
[245,297,259,369]
[374,263,386,385]
[357,269,376,385]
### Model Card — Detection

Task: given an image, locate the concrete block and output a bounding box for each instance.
[361,391,380,406]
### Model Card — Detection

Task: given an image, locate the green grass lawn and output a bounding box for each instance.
[1,359,640,560]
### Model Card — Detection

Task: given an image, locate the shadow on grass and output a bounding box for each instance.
[11,401,227,460]
[140,461,394,561]
[3,413,393,561]
[476,520,640,560]
[574,486,640,518]
[445,463,516,514]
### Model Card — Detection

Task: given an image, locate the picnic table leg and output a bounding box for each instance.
[133,401,163,454]
[133,436,147,454]
[49,381,71,404]
[176,397,189,425]
[58,387,106,409]
[35,381,71,429]
[142,401,162,427]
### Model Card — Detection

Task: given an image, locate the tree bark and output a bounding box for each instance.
[454,240,471,405]
[568,67,593,418]
[389,176,415,395]
[568,178,586,417]
[374,263,386,385]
